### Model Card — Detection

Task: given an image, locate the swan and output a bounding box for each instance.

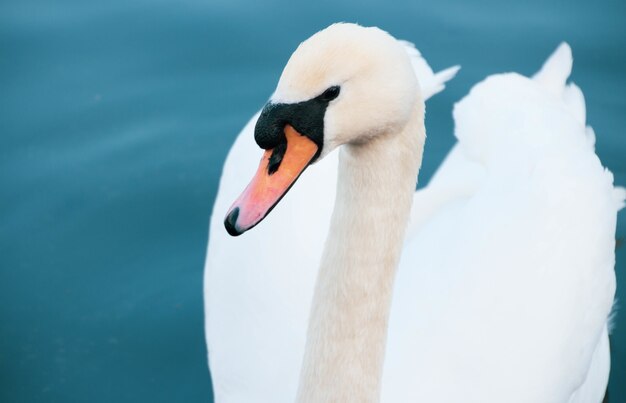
[205,23,623,403]
[205,26,458,403]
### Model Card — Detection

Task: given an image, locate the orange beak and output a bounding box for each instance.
[224,124,319,236]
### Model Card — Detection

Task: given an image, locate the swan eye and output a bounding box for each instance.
[319,86,340,102]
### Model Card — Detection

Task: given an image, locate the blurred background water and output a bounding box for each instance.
[1,0,624,402]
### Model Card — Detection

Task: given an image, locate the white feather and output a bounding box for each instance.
[400,40,460,100]
[383,43,618,402]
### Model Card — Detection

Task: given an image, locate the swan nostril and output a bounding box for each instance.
[224,207,242,236]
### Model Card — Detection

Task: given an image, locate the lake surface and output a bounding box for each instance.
[1,0,625,402]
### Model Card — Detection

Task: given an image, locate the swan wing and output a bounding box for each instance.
[384,43,622,403]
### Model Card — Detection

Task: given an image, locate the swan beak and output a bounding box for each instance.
[224,124,319,236]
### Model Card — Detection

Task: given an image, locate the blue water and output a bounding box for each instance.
[1,0,624,402]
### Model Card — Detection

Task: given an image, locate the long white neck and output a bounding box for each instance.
[296,101,425,403]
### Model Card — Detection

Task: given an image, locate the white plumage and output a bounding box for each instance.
[383,43,623,402]
[204,33,623,402]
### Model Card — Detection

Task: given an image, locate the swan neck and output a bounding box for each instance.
[296,102,425,402]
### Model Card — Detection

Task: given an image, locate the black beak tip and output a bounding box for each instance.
[224,207,243,237]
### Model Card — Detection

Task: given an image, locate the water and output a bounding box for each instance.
[1,0,624,402]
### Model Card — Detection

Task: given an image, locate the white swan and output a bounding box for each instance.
[204,23,623,403]
[205,26,458,403]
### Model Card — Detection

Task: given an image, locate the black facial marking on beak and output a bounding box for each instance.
[254,86,340,172]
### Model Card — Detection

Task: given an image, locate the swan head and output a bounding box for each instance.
[224,23,420,236]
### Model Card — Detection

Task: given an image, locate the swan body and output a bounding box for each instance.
[204,24,623,403]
